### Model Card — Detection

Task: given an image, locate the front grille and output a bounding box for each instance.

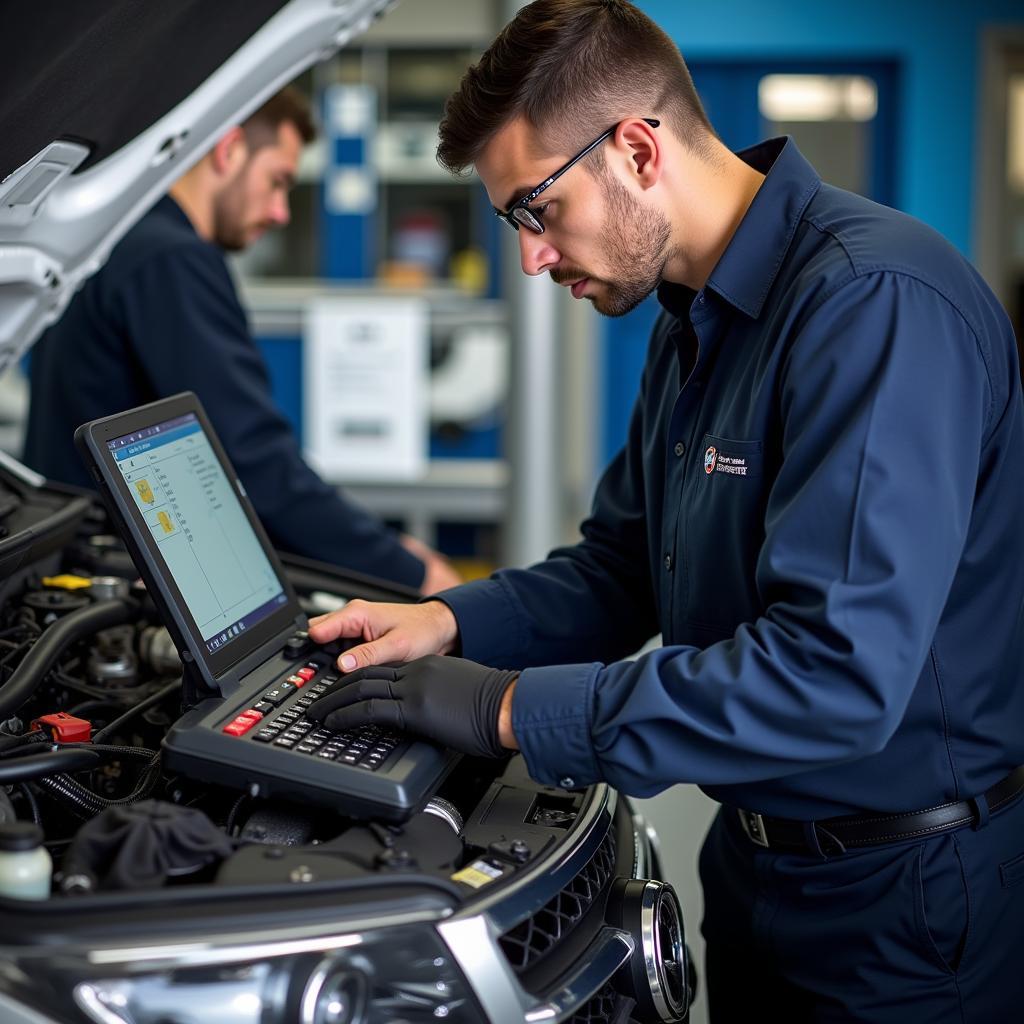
[569,981,626,1024]
[498,829,617,972]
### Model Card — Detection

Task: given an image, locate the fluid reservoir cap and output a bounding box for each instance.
[41,574,92,591]
[0,822,44,852]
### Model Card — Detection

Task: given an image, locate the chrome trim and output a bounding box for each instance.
[436,785,633,1023]
[438,915,634,1024]
[300,958,367,1024]
[74,985,126,1024]
[629,806,650,879]
[523,928,634,1023]
[637,882,687,1022]
[8,906,444,970]
[436,915,531,1024]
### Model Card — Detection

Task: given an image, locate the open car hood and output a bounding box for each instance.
[0,0,394,377]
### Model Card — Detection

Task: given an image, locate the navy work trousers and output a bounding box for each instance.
[698,794,1024,1022]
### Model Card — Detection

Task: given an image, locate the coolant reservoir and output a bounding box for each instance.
[0,822,52,899]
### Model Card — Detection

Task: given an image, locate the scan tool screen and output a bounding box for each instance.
[107,413,287,655]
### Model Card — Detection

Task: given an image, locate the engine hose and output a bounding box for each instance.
[0,598,137,719]
[0,749,100,783]
[92,679,181,744]
[35,755,161,818]
[15,783,41,825]
[1,741,157,763]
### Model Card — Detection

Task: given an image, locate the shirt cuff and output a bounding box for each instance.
[435,577,528,668]
[512,662,603,789]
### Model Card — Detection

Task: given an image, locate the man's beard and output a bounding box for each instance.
[553,175,672,317]
[211,179,263,252]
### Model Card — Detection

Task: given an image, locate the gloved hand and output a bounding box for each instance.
[306,655,518,758]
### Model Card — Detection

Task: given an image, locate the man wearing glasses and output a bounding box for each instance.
[307,1,1024,1018]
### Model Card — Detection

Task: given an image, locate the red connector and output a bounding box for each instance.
[32,712,92,743]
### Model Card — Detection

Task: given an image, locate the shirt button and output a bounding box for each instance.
[559,776,576,789]
[674,441,685,457]
[664,554,673,572]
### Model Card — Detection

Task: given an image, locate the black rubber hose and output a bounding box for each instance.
[0,749,99,783]
[16,783,41,825]
[92,680,180,744]
[0,598,136,719]
[36,754,161,818]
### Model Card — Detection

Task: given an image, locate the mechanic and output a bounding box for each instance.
[305,2,1024,1019]
[23,86,459,595]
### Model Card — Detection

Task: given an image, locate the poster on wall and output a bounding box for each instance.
[303,296,428,481]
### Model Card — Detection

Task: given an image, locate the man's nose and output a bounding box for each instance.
[269,192,291,227]
[518,229,559,276]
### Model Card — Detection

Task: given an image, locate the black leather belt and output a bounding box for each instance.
[733,765,1024,856]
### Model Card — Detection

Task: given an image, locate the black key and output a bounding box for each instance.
[252,729,277,743]
[295,743,320,754]
[261,682,297,705]
[316,749,339,760]
[251,701,274,715]
[273,736,297,748]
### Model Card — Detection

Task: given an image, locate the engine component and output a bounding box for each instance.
[32,712,92,743]
[423,796,463,834]
[86,626,138,687]
[60,799,233,892]
[87,576,130,601]
[0,821,51,899]
[23,588,90,622]
[138,625,181,676]
[0,597,135,718]
[237,804,317,846]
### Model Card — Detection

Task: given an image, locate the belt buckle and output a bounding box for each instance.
[738,809,770,848]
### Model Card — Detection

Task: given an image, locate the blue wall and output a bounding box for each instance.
[641,0,1024,256]
[597,0,1024,467]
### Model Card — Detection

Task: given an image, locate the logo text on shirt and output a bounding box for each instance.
[705,445,749,477]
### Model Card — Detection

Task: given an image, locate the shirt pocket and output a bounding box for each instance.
[683,434,767,630]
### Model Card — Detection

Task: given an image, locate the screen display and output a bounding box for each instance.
[106,413,287,655]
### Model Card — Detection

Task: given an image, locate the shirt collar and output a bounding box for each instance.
[659,137,821,322]
[155,194,197,233]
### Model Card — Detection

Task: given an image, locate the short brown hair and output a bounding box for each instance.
[243,84,317,149]
[437,0,715,176]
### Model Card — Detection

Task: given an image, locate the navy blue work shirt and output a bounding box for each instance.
[23,197,425,589]
[444,138,1024,819]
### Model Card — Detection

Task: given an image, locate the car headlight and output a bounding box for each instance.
[0,922,480,1024]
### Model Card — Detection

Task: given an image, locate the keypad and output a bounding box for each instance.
[220,660,400,771]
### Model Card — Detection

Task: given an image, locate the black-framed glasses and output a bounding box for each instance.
[494,118,660,234]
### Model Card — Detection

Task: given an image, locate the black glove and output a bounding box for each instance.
[306,656,518,758]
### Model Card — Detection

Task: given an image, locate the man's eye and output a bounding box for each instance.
[533,202,551,217]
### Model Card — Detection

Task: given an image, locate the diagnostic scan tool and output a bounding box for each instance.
[75,392,456,820]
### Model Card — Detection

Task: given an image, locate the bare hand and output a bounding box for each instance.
[400,534,463,595]
[308,599,460,673]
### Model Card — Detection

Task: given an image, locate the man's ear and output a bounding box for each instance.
[615,118,662,190]
[209,126,249,178]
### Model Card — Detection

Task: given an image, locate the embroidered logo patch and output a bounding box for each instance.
[707,450,751,476]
